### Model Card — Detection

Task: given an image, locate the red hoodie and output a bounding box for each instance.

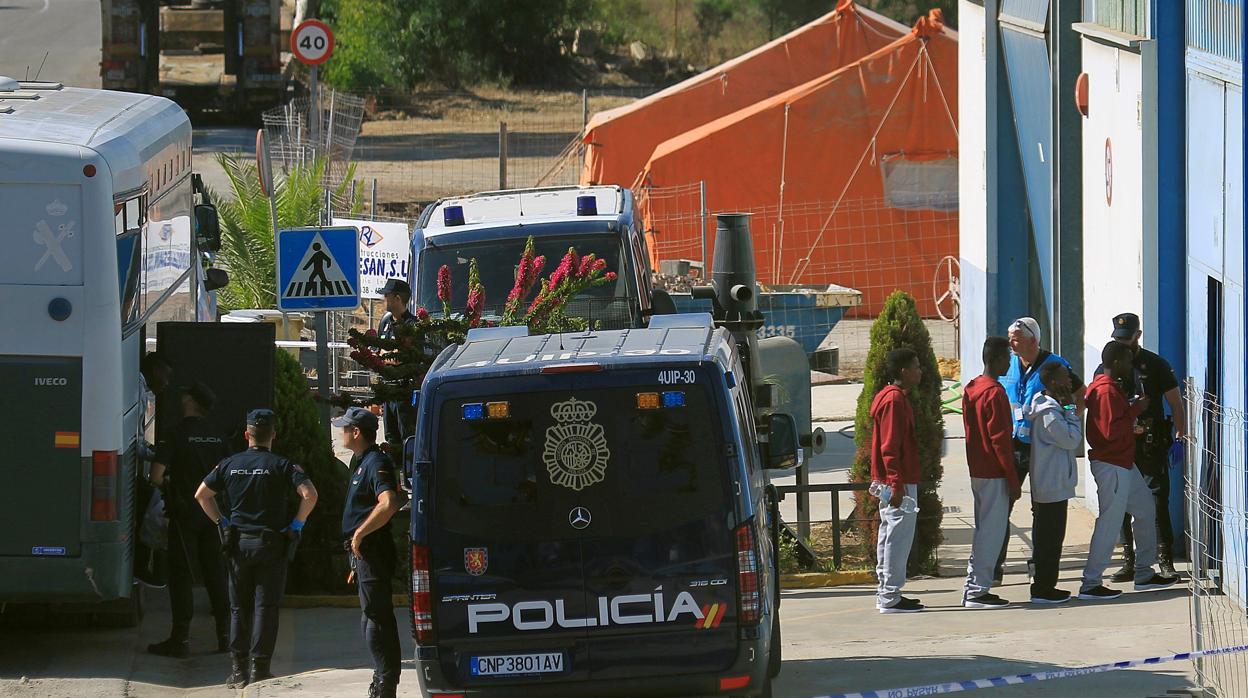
[1085,373,1146,468]
[962,376,1020,487]
[870,385,920,486]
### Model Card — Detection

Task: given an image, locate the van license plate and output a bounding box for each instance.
[471,652,564,676]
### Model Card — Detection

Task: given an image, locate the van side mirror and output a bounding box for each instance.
[195,203,221,252]
[766,413,800,469]
[203,267,229,291]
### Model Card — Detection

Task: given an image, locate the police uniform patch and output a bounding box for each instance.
[464,547,488,576]
[543,398,610,491]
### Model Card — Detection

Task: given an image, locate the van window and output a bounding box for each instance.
[435,384,728,540]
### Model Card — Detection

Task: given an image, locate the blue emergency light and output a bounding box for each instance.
[462,403,485,420]
[661,391,686,408]
[576,195,597,216]
[444,205,465,226]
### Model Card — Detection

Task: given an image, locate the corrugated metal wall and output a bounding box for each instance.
[1002,0,1051,25]
[1084,0,1148,36]
[1187,0,1242,63]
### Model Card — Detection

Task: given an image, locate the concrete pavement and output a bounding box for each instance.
[0,0,101,88]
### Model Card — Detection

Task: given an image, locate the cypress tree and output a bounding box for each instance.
[851,291,945,575]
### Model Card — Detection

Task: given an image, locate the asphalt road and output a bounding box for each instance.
[0,0,101,88]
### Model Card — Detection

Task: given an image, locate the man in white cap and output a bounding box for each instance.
[995,317,1084,582]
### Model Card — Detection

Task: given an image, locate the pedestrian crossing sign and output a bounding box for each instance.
[276,226,361,311]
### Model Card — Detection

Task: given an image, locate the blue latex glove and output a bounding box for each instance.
[218,516,231,529]
[285,518,305,533]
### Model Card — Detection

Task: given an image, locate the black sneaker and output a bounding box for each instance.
[1109,563,1135,583]
[1077,585,1123,600]
[879,597,925,614]
[1030,589,1072,605]
[1159,559,1178,578]
[147,638,189,659]
[963,593,1009,609]
[1135,573,1180,591]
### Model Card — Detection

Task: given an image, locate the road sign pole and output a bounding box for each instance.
[314,310,331,434]
[309,64,320,161]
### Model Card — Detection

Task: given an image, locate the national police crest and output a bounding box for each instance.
[543,397,610,491]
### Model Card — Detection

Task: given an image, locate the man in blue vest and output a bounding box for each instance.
[996,317,1085,583]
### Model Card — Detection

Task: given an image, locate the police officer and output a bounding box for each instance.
[377,278,417,456]
[195,409,318,689]
[336,406,406,698]
[1100,313,1185,582]
[147,383,231,658]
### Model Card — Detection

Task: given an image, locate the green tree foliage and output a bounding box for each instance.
[857,0,957,27]
[321,0,593,89]
[850,290,944,575]
[272,348,352,593]
[211,155,359,311]
[321,0,409,90]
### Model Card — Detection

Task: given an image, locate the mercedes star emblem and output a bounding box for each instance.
[569,506,592,530]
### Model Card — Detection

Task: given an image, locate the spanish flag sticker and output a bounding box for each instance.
[54,432,80,449]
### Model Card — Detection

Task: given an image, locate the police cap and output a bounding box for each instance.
[1111,313,1140,339]
[247,409,276,427]
[379,278,411,298]
[332,406,379,430]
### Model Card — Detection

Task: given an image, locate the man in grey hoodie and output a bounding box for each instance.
[1026,362,1083,604]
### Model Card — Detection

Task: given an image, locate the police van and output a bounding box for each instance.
[407,313,795,698]
[412,185,656,329]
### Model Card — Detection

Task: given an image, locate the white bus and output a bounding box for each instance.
[0,77,219,622]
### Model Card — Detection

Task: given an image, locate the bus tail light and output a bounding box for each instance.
[412,543,435,644]
[735,521,761,627]
[91,450,118,521]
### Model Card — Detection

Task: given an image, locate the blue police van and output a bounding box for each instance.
[407,313,793,698]
[412,185,655,329]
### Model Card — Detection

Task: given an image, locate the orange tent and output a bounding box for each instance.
[580,0,907,189]
[638,11,958,318]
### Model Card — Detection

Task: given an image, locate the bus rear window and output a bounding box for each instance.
[434,385,728,540]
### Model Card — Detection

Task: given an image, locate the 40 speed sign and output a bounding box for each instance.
[291,20,334,66]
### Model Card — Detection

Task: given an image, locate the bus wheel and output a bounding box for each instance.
[92,582,144,628]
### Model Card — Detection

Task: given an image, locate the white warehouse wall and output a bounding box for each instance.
[958,0,988,382]
[1079,40,1146,515]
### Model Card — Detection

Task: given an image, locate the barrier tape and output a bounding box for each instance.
[821,644,1248,698]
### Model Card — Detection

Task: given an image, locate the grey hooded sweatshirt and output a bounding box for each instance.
[1026,391,1082,503]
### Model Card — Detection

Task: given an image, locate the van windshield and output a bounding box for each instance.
[434,384,728,541]
[417,234,626,316]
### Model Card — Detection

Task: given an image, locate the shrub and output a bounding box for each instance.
[850,290,945,575]
[272,348,351,594]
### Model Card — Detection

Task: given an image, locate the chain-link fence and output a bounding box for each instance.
[637,182,959,376]
[1187,379,1248,697]
[262,90,367,190]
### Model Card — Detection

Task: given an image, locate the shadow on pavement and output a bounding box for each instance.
[775,654,1192,698]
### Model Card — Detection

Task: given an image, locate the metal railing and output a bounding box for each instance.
[774,481,869,569]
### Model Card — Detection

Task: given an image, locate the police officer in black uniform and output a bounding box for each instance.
[337,406,406,698]
[195,409,318,689]
[147,383,231,658]
[1097,314,1186,582]
[377,278,417,456]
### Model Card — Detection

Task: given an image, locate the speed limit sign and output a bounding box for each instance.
[291,20,334,65]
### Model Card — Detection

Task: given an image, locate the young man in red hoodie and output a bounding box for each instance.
[961,337,1020,608]
[1079,341,1180,599]
[871,347,924,613]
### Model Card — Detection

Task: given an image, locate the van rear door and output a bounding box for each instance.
[430,389,594,688]
[572,376,740,680]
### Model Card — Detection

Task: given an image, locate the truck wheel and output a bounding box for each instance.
[92,582,144,628]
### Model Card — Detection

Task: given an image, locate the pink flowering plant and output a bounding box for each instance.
[340,236,616,407]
